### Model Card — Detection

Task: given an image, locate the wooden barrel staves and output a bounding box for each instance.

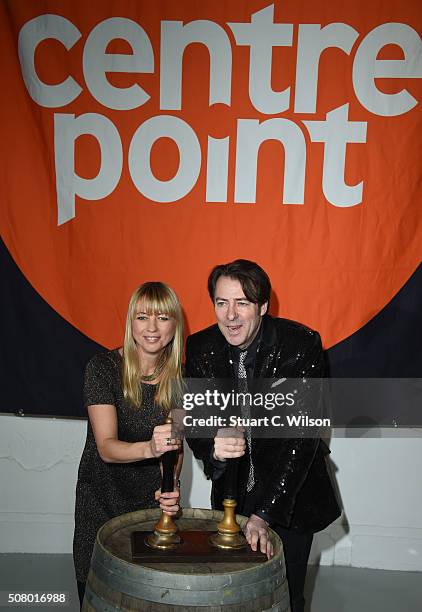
[82,508,290,612]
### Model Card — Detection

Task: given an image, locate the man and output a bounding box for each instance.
[185,259,341,612]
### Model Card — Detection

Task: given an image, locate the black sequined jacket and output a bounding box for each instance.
[185,314,341,533]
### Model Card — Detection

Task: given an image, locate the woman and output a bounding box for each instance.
[73,282,184,606]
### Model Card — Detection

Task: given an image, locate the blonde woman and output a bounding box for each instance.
[73,282,184,606]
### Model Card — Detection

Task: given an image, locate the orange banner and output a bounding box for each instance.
[1,0,421,348]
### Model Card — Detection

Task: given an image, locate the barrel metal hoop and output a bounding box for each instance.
[84,583,122,612]
[92,555,285,606]
[92,539,284,591]
[263,589,291,612]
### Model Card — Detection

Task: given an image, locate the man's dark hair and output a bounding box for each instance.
[208,259,271,307]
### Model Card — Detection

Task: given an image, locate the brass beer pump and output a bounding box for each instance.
[209,458,247,550]
[145,416,181,550]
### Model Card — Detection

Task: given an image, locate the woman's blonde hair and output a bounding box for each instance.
[122,282,184,411]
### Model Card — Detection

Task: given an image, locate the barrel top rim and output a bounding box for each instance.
[95,507,283,577]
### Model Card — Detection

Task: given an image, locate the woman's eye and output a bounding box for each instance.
[158,315,169,321]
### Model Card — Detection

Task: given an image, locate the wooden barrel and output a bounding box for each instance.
[83,508,290,612]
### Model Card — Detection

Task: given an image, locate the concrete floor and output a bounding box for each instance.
[0,554,421,611]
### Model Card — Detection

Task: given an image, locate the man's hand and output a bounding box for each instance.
[213,427,246,461]
[154,487,180,515]
[244,514,274,559]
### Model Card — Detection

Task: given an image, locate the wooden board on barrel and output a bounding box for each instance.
[82,508,290,611]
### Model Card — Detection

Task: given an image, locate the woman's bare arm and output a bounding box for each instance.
[88,404,180,463]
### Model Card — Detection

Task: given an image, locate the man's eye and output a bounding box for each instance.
[237,302,249,306]
[215,302,226,307]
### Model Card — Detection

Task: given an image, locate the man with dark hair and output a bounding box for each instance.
[186,259,341,612]
[207,259,271,308]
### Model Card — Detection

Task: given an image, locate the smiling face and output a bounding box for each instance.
[214,276,267,349]
[132,300,176,359]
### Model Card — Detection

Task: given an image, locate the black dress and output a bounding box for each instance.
[73,350,166,582]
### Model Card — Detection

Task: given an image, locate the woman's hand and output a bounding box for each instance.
[155,487,180,515]
[149,423,181,457]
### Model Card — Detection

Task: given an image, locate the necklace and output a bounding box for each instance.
[140,372,158,382]
[140,364,163,382]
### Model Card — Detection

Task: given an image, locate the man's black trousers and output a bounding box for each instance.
[273,525,314,612]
